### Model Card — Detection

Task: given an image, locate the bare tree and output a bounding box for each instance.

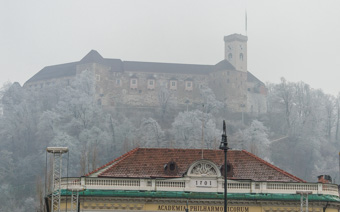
[36,176,45,212]
[324,95,335,140]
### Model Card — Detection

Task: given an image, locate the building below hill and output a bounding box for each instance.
[47,148,340,212]
[24,34,267,114]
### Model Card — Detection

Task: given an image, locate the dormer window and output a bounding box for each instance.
[221,162,234,178]
[130,78,138,89]
[185,81,193,91]
[170,80,177,90]
[164,161,178,175]
[147,79,155,90]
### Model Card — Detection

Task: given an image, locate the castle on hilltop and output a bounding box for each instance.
[24,34,267,114]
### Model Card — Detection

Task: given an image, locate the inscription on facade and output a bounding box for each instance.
[190,179,217,188]
[196,180,212,187]
[158,205,249,212]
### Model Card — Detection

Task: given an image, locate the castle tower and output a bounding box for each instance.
[224,34,248,72]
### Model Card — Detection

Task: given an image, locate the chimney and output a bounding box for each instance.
[318,175,332,183]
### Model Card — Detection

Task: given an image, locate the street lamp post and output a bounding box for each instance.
[219,121,229,212]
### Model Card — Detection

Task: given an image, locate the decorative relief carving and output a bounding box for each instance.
[189,161,218,176]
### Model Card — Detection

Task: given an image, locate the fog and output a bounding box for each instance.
[1,0,340,94]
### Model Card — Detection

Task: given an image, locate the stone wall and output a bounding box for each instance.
[24,61,266,114]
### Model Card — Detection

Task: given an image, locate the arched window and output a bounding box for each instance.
[239,53,244,61]
[228,53,232,60]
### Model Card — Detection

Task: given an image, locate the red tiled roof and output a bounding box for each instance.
[85,148,139,177]
[90,148,305,182]
[241,150,304,182]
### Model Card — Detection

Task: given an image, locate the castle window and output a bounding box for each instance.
[96,74,100,81]
[239,53,244,61]
[147,79,155,90]
[116,79,121,86]
[130,78,138,89]
[228,53,232,60]
[185,81,193,91]
[170,80,177,90]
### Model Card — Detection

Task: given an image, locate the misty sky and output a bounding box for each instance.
[1,0,340,95]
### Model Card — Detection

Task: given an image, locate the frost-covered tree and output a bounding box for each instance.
[266,78,295,133]
[137,118,165,147]
[240,120,270,158]
[335,93,340,140]
[171,110,220,149]
[158,85,171,120]
[199,86,223,114]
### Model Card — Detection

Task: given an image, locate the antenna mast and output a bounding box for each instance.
[245,10,248,36]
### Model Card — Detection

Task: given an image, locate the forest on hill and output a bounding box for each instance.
[0,71,339,211]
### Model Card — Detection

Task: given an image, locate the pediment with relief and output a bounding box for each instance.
[187,160,221,177]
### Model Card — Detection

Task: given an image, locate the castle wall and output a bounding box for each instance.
[23,34,267,115]
[209,70,247,112]
[92,67,210,109]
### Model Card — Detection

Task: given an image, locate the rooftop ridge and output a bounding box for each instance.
[86,147,140,177]
[241,150,306,183]
[123,60,214,67]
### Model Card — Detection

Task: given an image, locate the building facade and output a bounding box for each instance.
[51,148,340,212]
[24,34,267,114]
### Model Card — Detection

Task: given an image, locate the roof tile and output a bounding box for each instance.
[92,148,304,182]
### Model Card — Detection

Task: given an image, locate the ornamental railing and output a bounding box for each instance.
[60,177,339,197]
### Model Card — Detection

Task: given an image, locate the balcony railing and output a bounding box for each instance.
[60,177,339,197]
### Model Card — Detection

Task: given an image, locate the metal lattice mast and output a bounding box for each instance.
[69,187,85,212]
[47,147,68,212]
[297,191,312,212]
[71,190,78,212]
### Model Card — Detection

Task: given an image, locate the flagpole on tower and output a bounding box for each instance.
[245,10,248,36]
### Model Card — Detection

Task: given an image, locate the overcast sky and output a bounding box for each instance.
[1,0,340,95]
